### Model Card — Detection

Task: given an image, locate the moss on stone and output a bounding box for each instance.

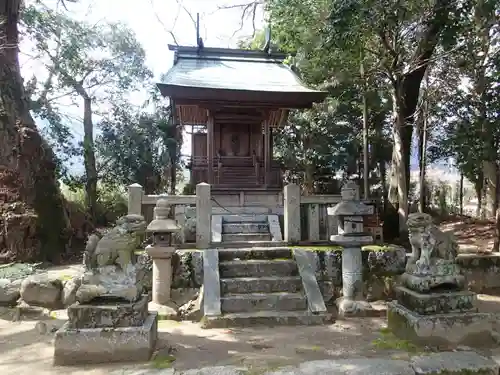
[292,244,400,252]
[150,354,176,369]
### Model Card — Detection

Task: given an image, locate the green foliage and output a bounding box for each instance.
[62,183,127,227]
[21,3,152,184]
[96,100,182,195]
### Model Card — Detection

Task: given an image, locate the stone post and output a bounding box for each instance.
[284,183,300,243]
[145,199,181,318]
[327,181,374,318]
[128,183,143,215]
[196,183,211,249]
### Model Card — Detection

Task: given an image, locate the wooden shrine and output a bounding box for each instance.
[157,44,327,191]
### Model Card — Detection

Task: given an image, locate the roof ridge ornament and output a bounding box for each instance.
[263,25,271,55]
[196,13,204,54]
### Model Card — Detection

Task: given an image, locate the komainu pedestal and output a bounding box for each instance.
[388,213,497,347]
[54,215,158,366]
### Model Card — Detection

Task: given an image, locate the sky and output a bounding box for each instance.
[21,0,264,175]
[20,0,459,182]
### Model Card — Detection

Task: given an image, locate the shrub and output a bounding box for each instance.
[61,182,128,227]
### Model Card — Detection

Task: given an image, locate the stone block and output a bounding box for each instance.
[394,286,476,315]
[203,248,221,317]
[296,358,414,375]
[400,272,465,293]
[0,278,22,306]
[20,273,63,309]
[54,312,158,365]
[220,276,302,294]
[387,301,498,347]
[411,351,499,375]
[67,294,149,329]
[220,292,306,313]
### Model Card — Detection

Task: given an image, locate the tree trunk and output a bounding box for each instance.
[392,87,409,233]
[418,110,428,213]
[0,0,71,262]
[493,168,500,252]
[361,53,369,200]
[459,172,464,215]
[379,161,388,213]
[82,97,98,223]
[475,181,483,218]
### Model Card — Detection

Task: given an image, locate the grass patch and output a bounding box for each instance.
[57,274,73,281]
[151,354,176,369]
[371,328,421,353]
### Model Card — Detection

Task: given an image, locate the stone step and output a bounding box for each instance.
[222,223,270,234]
[222,215,268,223]
[219,259,298,278]
[222,233,272,242]
[220,292,307,313]
[202,310,333,328]
[218,247,292,261]
[220,276,302,294]
[212,241,287,249]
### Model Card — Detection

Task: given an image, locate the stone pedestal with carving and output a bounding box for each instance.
[327,182,374,318]
[388,213,497,347]
[53,215,158,365]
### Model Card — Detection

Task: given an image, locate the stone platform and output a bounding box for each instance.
[394,286,476,315]
[54,311,158,365]
[387,301,498,347]
[67,294,149,329]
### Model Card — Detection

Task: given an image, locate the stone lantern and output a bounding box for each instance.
[327,181,374,317]
[146,199,181,313]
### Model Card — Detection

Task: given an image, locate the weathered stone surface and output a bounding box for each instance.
[219,259,298,278]
[67,294,149,329]
[53,312,158,365]
[77,264,144,303]
[405,213,458,277]
[149,301,179,320]
[400,272,465,294]
[220,276,302,294]
[77,215,147,303]
[182,366,248,375]
[387,301,498,347]
[221,292,306,313]
[136,252,153,291]
[294,249,327,313]
[178,286,203,321]
[395,286,475,315]
[0,278,21,306]
[171,250,203,289]
[61,277,82,307]
[203,310,332,328]
[367,246,406,275]
[20,274,63,309]
[411,351,499,375]
[203,248,221,317]
[293,358,414,375]
[458,253,500,293]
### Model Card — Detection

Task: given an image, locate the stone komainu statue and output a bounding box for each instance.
[406,212,458,271]
[77,214,148,303]
[83,214,147,272]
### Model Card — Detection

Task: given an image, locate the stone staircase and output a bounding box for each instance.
[203,215,332,328]
[221,215,272,243]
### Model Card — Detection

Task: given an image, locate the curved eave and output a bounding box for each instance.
[157,84,328,109]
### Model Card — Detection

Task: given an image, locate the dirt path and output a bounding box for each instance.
[1,295,500,375]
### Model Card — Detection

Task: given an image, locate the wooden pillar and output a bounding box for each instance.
[207,111,214,184]
[263,119,270,186]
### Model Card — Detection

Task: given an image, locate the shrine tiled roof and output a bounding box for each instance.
[157,45,327,108]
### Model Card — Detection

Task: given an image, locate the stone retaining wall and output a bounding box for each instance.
[163,248,500,304]
[2,249,500,309]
